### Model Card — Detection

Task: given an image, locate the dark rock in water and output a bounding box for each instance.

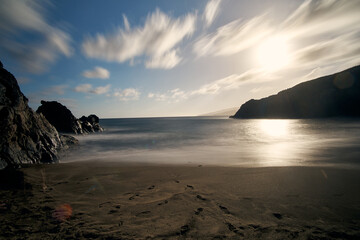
[231,65,360,119]
[0,63,63,169]
[37,101,83,134]
[79,114,103,133]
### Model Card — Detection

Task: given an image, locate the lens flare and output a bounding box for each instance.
[52,204,73,221]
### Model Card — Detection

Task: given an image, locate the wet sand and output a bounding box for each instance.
[1,162,360,239]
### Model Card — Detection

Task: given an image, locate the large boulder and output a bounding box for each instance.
[0,62,63,169]
[37,101,83,134]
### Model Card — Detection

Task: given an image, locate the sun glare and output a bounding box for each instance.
[256,36,291,71]
[259,119,290,137]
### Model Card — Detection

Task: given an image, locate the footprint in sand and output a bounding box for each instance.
[179,225,190,235]
[226,222,245,236]
[147,185,155,190]
[194,208,203,215]
[136,211,151,217]
[219,205,231,214]
[196,195,207,201]
[108,209,118,214]
[158,200,168,206]
[273,213,283,219]
[129,194,139,200]
[186,185,194,190]
[98,201,111,208]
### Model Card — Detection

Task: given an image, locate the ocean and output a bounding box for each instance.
[62,117,360,168]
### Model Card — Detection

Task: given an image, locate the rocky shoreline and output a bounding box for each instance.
[0,60,103,169]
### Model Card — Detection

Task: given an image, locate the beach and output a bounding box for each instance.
[1,162,359,239]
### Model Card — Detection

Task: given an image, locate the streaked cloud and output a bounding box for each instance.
[190,69,269,95]
[74,83,111,95]
[0,0,73,73]
[45,84,68,95]
[282,0,360,38]
[113,88,140,101]
[145,49,181,69]
[292,32,360,68]
[148,69,273,102]
[194,0,360,74]
[75,84,92,93]
[82,9,196,69]
[90,84,111,95]
[203,0,222,27]
[148,88,187,102]
[82,66,110,79]
[193,14,272,57]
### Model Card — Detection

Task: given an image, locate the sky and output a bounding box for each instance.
[1,0,360,118]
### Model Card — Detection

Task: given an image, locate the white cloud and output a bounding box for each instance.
[203,0,221,27]
[122,14,130,31]
[194,0,360,76]
[46,84,68,95]
[147,69,276,103]
[148,88,187,102]
[32,84,68,97]
[191,69,269,95]
[82,9,196,69]
[82,66,110,79]
[292,32,360,68]
[282,0,360,38]
[74,83,111,95]
[0,0,73,73]
[75,84,92,93]
[145,49,181,69]
[113,88,140,101]
[91,84,111,95]
[193,14,272,57]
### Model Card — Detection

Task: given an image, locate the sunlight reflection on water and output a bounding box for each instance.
[62,117,360,168]
[258,119,290,137]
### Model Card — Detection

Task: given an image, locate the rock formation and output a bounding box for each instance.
[37,101,103,134]
[36,101,83,134]
[79,114,103,133]
[232,65,360,119]
[0,61,63,169]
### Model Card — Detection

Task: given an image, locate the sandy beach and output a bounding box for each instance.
[1,162,359,239]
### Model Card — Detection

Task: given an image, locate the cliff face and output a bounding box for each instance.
[232,65,360,119]
[0,62,63,169]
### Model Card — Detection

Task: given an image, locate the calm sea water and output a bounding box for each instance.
[62,117,360,168]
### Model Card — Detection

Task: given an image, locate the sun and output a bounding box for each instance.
[256,36,291,71]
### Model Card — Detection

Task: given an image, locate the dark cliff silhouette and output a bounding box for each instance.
[232,65,360,119]
[37,101,103,134]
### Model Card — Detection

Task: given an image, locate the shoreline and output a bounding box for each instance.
[1,162,360,239]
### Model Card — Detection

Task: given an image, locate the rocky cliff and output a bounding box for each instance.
[232,65,360,119]
[36,101,83,134]
[37,101,103,134]
[0,61,63,169]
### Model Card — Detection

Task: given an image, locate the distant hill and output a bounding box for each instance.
[200,107,239,117]
[231,65,360,119]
